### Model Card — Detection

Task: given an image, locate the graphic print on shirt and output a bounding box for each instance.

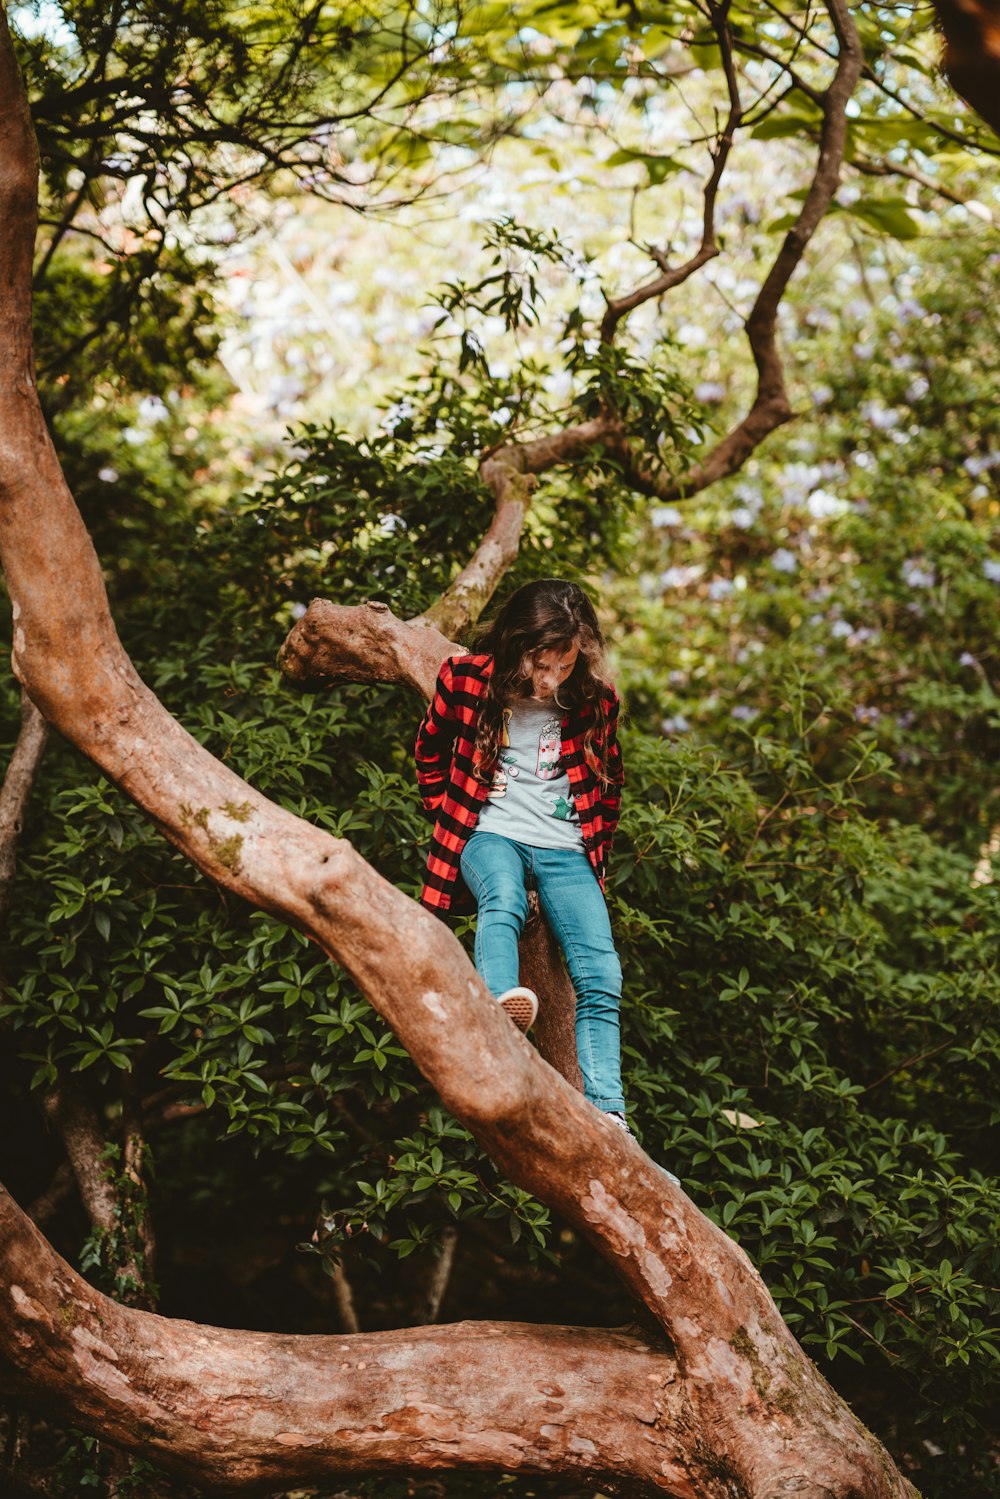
[543,793,575,821]
[487,708,518,800]
[536,717,562,779]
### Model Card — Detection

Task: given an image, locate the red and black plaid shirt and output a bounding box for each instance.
[414,653,624,913]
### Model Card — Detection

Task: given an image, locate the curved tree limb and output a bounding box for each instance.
[1,1184,695,1494]
[0,13,916,1495]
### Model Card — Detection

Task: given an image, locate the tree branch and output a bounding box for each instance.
[626,0,863,501]
[850,151,992,217]
[24,1162,74,1228]
[0,689,48,920]
[413,416,617,641]
[330,1258,362,1334]
[600,0,742,345]
[37,1081,153,1309]
[1,1183,697,1494]
[420,1223,458,1325]
[932,0,1000,136]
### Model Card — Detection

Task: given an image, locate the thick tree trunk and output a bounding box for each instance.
[0,12,917,1497]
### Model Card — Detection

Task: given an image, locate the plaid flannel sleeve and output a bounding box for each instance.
[414,658,457,813]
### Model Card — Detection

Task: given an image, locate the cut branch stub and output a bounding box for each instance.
[278,598,459,698]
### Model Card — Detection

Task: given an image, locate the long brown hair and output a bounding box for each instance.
[470,579,617,786]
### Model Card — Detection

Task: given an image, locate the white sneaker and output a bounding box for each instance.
[497,986,538,1033]
[606,1111,680,1186]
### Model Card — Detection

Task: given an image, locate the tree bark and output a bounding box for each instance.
[38,1081,154,1309]
[1,1181,692,1494]
[0,688,47,919]
[0,12,917,1496]
[933,0,1000,135]
[278,599,460,699]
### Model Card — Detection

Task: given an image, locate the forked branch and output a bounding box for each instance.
[600,0,743,344]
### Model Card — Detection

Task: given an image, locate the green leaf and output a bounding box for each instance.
[844,197,921,240]
[605,148,690,185]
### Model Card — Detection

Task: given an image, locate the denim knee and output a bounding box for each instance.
[478,880,528,929]
[569,945,622,1004]
[460,854,528,927]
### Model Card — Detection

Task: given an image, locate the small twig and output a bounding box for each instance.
[863,1038,954,1093]
[421,1224,459,1325]
[741,790,791,867]
[851,153,987,216]
[841,1313,902,1358]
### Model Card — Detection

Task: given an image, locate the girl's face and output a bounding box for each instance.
[524,640,580,701]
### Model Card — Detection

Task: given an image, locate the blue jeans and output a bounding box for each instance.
[459,832,625,1113]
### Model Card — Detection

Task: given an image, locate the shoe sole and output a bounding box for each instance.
[499,992,537,1033]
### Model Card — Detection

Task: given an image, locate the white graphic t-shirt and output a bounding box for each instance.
[475,697,584,852]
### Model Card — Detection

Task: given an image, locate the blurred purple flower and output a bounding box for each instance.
[695,381,727,404]
[901,559,935,589]
[660,565,704,590]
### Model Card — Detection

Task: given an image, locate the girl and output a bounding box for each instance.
[414,578,631,1133]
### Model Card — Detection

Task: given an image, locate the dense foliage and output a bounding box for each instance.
[3,2,1000,1496]
[3,234,1000,1499]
